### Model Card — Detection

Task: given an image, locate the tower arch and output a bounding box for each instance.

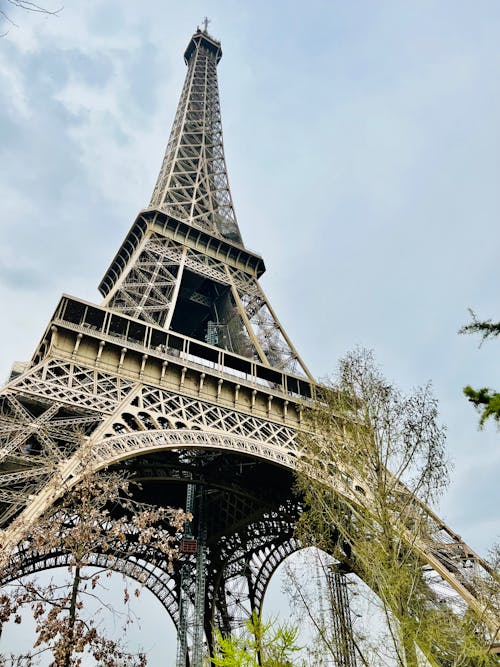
[0,23,498,665]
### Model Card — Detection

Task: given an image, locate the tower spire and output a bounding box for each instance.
[150,29,242,244]
[97,29,312,379]
[0,25,498,667]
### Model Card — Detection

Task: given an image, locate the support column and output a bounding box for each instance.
[328,566,358,667]
[192,488,207,666]
[176,484,195,667]
[176,484,208,667]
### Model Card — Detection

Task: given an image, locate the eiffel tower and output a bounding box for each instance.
[0,25,498,665]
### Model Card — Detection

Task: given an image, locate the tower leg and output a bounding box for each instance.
[328,567,358,667]
[192,488,207,667]
[176,563,191,667]
[176,484,195,667]
[176,484,208,667]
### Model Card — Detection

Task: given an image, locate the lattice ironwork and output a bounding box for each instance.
[231,268,304,375]
[5,358,137,414]
[1,510,183,629]
[0,23,498,667]
[151,30,241,244]
[328,568,358,667]
[100,27,311,379]
[106,235,184,327]
[0,383,104,528]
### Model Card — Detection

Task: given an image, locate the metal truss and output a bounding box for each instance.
[1,514,183,629]
[328,568,358,667]
[101,226,310,376]
[5,358,137,414]
[228,266,306,375]
[1,446,303,660]
[0,382,105,527]
[210,509,301,632]
[1,24,499,666]
[150,30,241,244]
[106,235,184,327]
[0,356,498,640]
[100,27,311,378]
[110,384,297,447]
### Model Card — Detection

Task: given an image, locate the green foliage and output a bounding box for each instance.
[211,612,302,667]
[463,386,500,426]
[295,349,500,666]
[458,310,500,342]
[460,310,500,427]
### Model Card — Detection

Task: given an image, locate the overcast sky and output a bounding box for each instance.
[1,0,499,662]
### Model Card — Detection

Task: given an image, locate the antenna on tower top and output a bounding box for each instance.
[202,16,211,33]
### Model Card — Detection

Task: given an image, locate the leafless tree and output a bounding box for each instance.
[0,443,190,666]
[1,1,62,36]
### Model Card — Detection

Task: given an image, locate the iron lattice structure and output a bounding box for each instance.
[0,26,498,664]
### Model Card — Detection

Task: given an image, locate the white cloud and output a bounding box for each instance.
[1,2,499,659]
[0,54,30,118]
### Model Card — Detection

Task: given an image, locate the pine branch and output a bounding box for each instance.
[464,386,500,427]
[459,309,500,345]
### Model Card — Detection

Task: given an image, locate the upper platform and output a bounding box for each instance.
[98,208,266,300]
[184,29,222,64]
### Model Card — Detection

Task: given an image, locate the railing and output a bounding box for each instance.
[43,295,314,404]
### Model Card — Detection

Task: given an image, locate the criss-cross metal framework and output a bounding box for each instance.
[150,30,240,243]
[0,26,498,665]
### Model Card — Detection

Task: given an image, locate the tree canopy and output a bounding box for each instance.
[295,349,500,665]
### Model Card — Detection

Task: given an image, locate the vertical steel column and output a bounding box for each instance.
[176,484,208,667]
[176,483,196,667]
[328,567,358,667]
[191,487,207,666]
[176,565,190,667]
